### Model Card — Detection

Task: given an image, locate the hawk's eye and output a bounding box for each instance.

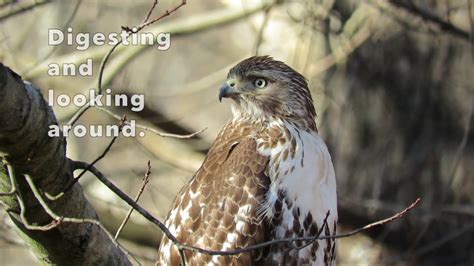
[254,78,267,88]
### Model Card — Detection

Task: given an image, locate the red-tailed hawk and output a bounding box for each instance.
[157,56,337,265]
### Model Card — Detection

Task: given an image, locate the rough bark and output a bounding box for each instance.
[0,63,131,265]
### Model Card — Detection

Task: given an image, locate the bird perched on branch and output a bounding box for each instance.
[157,56,337,265]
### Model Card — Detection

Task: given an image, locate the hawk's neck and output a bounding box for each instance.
[231,101,318,132]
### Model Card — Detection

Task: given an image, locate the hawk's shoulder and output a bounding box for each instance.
[157,119,271,265]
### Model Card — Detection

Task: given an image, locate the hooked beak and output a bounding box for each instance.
[218,83,239,102]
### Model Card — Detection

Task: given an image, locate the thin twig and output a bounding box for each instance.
[46,117,126,201]
[295,210,330,251]
[97,43,122,95]
[73,116,125,180]
[122,0,187,33]
[114,161,152,240]
[23,174,140,263]
[66,104,90,130]
[2,161,58,231]
[65,40,122,130]
[79,160,422,258]
[24,0,274,80]
[142,0,159,24]
[178,198,421,257]
[17,191,62,231]
[67,0,187,129]
[75,161,179,242]
[6,167,63,231]
[96,106,207,139]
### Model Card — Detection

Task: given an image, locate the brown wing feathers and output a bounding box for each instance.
[158,121,270,264]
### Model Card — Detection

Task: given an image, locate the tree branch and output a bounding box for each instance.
[388,0,472,42]
[24,0,279,80]
[114,161,152,240]
[81,159,421,258]
[66,0,187,130]
[0,63,131,265]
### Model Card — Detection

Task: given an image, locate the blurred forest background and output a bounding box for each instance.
[0,0,473,265]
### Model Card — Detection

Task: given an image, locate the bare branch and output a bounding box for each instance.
[96,106,207,139]
[295,210,330,251]
[65,40,122,129]
[388,0,472,42]
[142,0,159,25]
[25,175,110,241]
[46,117,126,201]
[79,159,421,258]
[122,0,187,33]
[114,161,152,240]
[22,174,141,264]
[0,63,129,264]
[2,160,59,232]
[67,0,187,131]
[73,117,125,180]
[24,0,278,80]
[174,198,421,257]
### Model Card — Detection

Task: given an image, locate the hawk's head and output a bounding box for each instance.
[219,56,317,131]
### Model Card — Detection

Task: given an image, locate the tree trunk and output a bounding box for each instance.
[0,63,131,265]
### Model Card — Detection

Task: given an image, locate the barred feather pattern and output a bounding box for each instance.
[157,119,271,265]
[157,56,337,265]
[257,118,337,265]
[156,117,337,265]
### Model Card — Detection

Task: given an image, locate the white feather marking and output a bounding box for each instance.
[222,232,238,250]
[236,220,246,232]
[179,201,193,221]
[237,204,251,217]
[195,237,204,246]
[189,190,201,199]
[168,208,178,221]
[257,120,338,265]
[212,255,221,264]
